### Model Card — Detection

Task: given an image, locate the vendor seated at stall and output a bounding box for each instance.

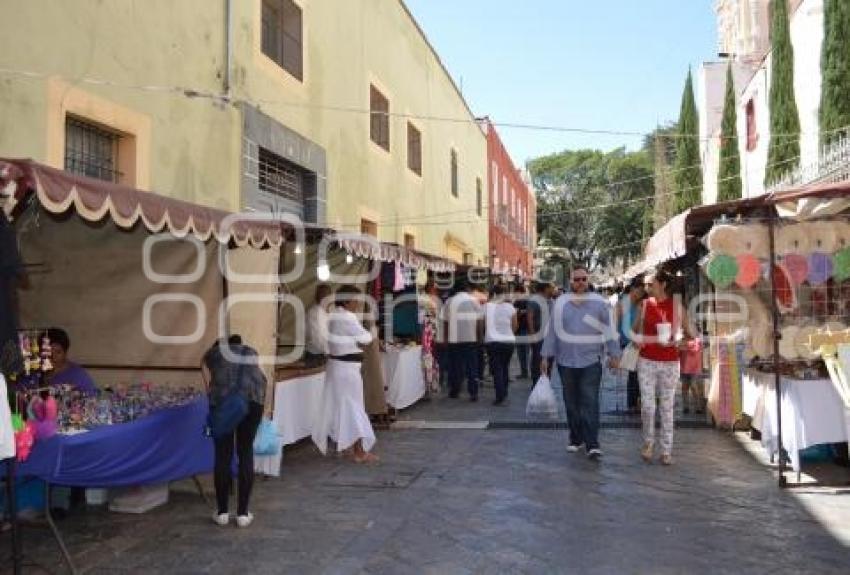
[46,327,97,395]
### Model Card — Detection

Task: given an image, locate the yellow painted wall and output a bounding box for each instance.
[0,0,487,262]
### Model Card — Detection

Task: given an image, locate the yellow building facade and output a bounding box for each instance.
[0,0,488,263]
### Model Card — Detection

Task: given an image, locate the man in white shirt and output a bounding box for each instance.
[304,284,332,367]
[442,280,484,400]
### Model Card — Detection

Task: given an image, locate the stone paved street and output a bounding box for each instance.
[3,372,848,574]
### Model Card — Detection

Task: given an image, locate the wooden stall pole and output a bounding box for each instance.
[767,214,787,487]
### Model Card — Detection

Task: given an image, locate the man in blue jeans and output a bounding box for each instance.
[541,267,620,460]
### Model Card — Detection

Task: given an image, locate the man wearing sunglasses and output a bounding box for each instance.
[541,266,620,460]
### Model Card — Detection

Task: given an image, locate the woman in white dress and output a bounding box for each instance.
[312,285,379,463]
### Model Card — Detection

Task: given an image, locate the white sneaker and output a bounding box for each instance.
[587,448,603,460]
[212,512,229,526]
[566,443,585,453]
[236,512,254,528]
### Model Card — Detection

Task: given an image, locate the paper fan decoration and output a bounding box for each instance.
[741,291,772,358]
[782,254,809,285]
[778,325,801,360]
[743,224,769,258]
[772,264,798,314]
[705,224,740,255]
[705,224,769,257]
[775,224,809,255]
[706,254,738,288]
[735,254,761,288]
[804,221,839,253]
[834,221,850,250]
[808,252,833,285]
[833,247,850,281]
[795,325,821,361]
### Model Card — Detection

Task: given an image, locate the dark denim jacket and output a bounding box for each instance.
[203,343,267,407]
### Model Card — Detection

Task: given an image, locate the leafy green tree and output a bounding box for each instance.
[644,124,677,231]
[717,64,742,202]
[530,148,652,271]
[819,0,850,146]
[766,0,800,185]
[673,70,703,212]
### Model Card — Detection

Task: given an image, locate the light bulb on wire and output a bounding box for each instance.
[317,262,331,281]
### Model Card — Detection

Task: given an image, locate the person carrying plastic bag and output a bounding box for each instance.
[526,374,559,419]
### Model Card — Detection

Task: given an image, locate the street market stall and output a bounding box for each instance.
[627,181,850,486]
[0,158,285,572]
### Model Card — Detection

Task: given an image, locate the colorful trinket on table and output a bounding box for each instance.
[40,333,52,371]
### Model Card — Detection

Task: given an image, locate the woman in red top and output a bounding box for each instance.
[634,269,692,465]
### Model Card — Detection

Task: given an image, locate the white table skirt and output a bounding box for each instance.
[254,371,326,476]
[746,371,848,472]
[382,346,425,410]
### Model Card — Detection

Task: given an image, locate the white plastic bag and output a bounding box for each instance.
[526,375,559,419]
[619,343,639,372]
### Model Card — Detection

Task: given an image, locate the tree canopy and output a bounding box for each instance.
[529,147,652,272]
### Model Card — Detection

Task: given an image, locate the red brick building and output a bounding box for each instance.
[484,121,536,278]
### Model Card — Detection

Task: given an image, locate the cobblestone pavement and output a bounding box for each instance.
[397,365,710,428]
[4,426,848,573]
[3,363,848,574]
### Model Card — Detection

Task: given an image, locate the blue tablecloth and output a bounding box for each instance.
[7,397,214,487]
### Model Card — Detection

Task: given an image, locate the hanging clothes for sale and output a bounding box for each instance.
[0,374,14,459]
[0,212,23,377]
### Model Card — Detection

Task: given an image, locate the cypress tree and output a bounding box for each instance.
[717,64,742,202]
[819,0,850,146]
[765,0,800,185]
[674,70,702,212]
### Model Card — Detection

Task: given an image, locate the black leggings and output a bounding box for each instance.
[214,401,263,516]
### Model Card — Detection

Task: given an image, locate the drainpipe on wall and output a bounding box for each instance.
[224,0,232,98]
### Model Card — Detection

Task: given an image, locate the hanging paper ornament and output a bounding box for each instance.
[782,254,809,286]
[14,421,35,462]
[804,221,839,253]
[775,224,809,255]
[706,254,738,289]
[734,254,761,288]
[706,224,741,255]
[808,252,833,285]
[833,247,850,281]
[772,264,798,314]
[834,221,850,250]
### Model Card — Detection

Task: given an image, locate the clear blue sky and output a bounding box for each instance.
[404,0,717,166]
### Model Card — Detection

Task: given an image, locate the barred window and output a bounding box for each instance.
[361,218,378,237]
[407,123,421,175]
[450,149,458,197]
[258,147,304,202]
[64,117,120,182]
[262,0,303,81]
[370,86,390,151]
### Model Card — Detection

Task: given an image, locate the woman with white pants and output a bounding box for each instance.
[634,269,693,466]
